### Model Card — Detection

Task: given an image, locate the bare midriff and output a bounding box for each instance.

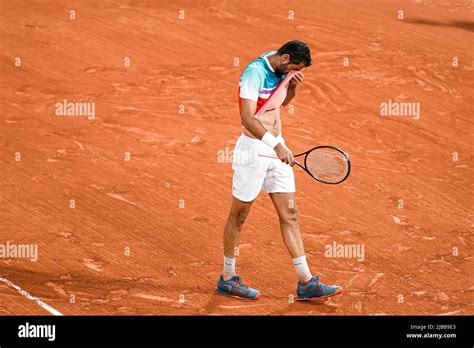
[242,107,281,138]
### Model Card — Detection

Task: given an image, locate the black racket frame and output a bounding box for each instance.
[294,145,351,185]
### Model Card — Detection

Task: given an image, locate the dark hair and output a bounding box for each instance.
[277,40,312,66]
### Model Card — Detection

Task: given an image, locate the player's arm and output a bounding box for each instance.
[282,87,296,106]
[238,67,272,140]
[282,71,304,106]
[239,99,267,139]
[239,66,294,165]
[240,99,294,165]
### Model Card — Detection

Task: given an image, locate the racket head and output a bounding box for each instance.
[297,146,351,184]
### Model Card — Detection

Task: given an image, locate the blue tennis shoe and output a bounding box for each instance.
[296,276,343,300]
[216,275,260,300]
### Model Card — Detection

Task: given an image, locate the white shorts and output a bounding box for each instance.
[232,133,296,202]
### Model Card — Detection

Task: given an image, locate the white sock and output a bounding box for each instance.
[292,255,312,282]
[223,256,236,279]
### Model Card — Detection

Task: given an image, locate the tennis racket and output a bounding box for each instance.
[260,145,351,184]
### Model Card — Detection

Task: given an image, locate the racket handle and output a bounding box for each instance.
[258,154,279,159]
[294,161,304,169]
[258,154,303,168]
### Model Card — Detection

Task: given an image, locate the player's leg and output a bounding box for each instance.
[269,191,343,299]
[216,134,265,300]
[216,196,260,300]
[222,196,253,280]
[265,150,343,300]
[268,192,311,282]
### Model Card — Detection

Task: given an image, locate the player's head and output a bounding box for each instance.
[274,40,312,78]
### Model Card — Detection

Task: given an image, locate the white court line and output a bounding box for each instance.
[0,277,64,316]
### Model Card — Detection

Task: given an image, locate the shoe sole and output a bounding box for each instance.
[215,289,260,300]
[296,288,344,301]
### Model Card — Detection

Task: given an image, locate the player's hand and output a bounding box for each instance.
[289,71,304,89]
[274,143,295,166]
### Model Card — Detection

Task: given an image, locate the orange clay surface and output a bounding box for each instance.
[0,0,473,315]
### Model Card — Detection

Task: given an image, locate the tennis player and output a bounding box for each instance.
[216,40,343,300]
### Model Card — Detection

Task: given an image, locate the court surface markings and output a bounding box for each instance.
[0,277,64,316]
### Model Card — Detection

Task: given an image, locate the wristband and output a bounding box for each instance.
[261,132,280,149]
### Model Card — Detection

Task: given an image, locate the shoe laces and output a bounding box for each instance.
[312,276,324,290]
[232,276,248,289]
[305,275,320,286]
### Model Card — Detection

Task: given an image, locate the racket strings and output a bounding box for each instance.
[304,148,349,184]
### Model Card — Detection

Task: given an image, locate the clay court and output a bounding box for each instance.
[1,0,473,315]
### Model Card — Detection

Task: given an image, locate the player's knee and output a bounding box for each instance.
[236,210,249,227]
[229,209,249,228]
[281,208,299,226]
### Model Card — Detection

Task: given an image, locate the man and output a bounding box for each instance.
[216,40,344,300]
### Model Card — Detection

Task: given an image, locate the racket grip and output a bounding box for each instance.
[258,154,278,159]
